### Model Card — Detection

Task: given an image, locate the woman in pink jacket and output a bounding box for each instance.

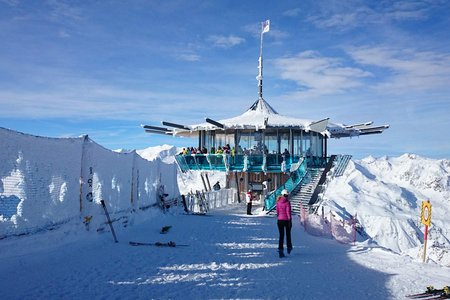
[276,189,292,258]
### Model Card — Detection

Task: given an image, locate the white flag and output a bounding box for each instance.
[262,20,270,34]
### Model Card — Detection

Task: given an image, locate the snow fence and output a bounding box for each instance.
[0,127,179,238]
[299,207,357,244]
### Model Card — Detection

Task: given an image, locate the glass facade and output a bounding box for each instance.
[178,128,327,173]
[202,129,324,157]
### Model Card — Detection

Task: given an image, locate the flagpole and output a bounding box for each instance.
[257,21,264,100]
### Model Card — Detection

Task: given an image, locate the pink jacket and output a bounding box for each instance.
[276,196,291,221]
[246,192,253,204]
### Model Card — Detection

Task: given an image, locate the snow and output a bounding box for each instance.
[0,127,179,237]
[1,131,449,299]
[172,98,387,138]
[187,98,315,132]
[0,205,448,299]
[323,154,450,266]
[136,144,179,163]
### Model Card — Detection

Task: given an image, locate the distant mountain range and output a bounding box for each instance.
[324,154,449,266]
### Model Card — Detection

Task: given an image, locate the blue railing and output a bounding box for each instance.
[263,158,308,212]
[175,154,305,173]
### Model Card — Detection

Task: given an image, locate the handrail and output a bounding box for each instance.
[309,155,336,207]
[264,157,308,213]
[175,153,310,173]
[333,154,352,177]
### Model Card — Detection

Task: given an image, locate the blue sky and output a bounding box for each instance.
[1,0,449,159]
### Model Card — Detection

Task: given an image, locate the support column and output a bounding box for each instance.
[289,129,293,156]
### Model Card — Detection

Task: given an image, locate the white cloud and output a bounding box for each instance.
[46,0,83,22]
[207,35,245,48]
[283,8,301,17]
[307,0,434,29]
[308,11,365,29]
[58,29,70,38]
[274,50,372,96]
[0,79,246,123]
[386,1,429,21]
[346,46,450,93]
[176,53,201,62]
[1,0,20,6]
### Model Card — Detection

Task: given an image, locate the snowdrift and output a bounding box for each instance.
[0,127,179,238]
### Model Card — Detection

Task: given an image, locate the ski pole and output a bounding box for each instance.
[100,200,118,243]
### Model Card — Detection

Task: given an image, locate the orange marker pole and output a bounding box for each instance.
[423,224,428,263]
[420,200,432,263]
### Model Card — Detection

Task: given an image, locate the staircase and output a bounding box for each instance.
[266,155,353,216]
[266,167,323,216]
[333,155,352,177]
[290,168,323,215]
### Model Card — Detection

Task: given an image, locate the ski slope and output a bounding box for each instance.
[0,204,448,300]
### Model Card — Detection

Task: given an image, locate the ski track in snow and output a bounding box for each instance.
[1,204,448,300]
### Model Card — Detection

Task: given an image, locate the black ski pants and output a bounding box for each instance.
[277,220,292,250]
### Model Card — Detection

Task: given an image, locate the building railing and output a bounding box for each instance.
[175,153,327,173]
[263,158,308,212]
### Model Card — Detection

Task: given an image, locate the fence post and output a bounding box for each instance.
[130,151,136,207]
[79,135,88,214]
[329,211,334,239]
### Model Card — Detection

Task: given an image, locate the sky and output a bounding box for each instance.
[1,0,450,159]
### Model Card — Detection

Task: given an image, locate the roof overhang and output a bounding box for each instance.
[143,98,389,139]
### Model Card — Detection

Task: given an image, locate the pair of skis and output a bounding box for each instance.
[129,241,188,247]
[129,225,189,247]
[406,286,450,299]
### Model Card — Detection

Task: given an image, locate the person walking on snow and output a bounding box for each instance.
[246,189,253,215]
[276,189,292,257]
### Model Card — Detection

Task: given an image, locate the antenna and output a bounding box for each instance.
[257,20,270,100]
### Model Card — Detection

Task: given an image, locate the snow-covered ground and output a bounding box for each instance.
[0,204,448,300]
[1,143,449,299]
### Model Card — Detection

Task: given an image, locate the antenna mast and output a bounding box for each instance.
[257,20,270,100]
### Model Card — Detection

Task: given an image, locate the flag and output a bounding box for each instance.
[262,19,270,34]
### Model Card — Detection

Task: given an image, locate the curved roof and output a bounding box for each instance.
[145,98,389,138]
[189,98,317,132]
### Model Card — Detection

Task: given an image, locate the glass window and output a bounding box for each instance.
[279,132,290,155]
[308,133,324,157]
[303,132,311,156]
[204,131,215,151]
[292,130,302,156]
[238,130,265,154]
[264,132,278,154]
[215,133,234,149]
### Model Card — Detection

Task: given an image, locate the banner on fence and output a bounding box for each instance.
[299,209,356,245]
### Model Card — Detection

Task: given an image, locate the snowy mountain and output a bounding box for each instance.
[136,145,227,195]
[323,154,450,266]
[137,144,179,163]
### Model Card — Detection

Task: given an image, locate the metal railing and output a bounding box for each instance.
[175,153,323,173]
[264,158,308,212]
